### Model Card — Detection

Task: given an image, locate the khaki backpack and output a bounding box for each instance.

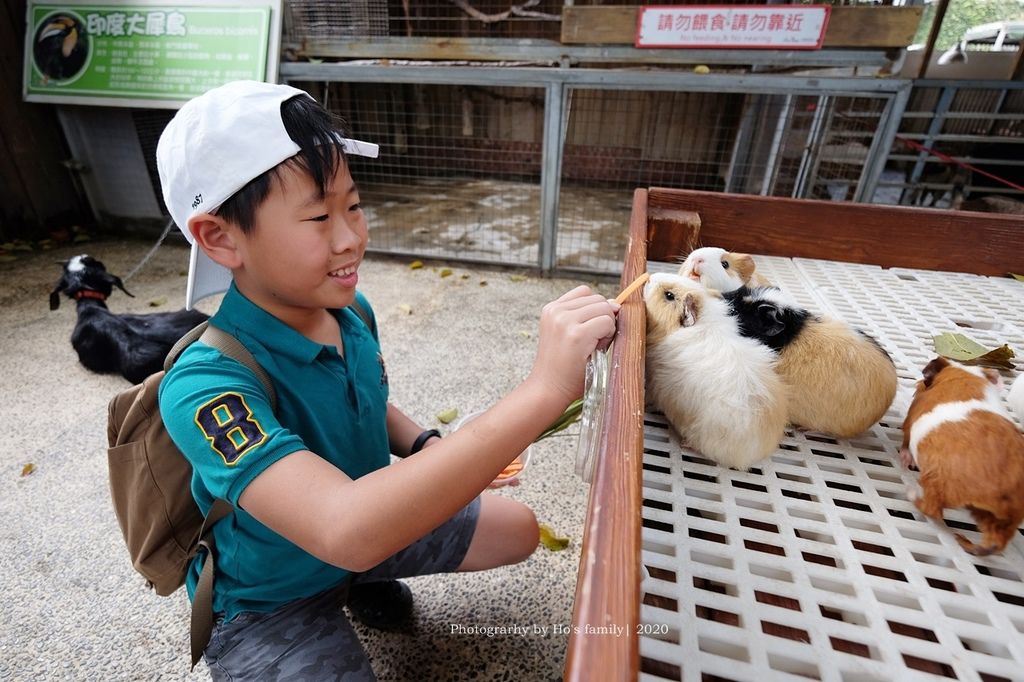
[106,321,277,669]
[106,303,371,670]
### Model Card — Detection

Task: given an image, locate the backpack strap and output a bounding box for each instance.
[165,322,276,668]
[349,299,375,337]
[198,324,278,411]
[164,321,210,372]
[190,498,231,669]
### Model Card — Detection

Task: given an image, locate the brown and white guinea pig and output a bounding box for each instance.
[722,286,897,439]
[900,357,1024,556]
[644,273,789,470]
[678,247,773,293]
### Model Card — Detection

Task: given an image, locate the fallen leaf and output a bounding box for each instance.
[1011,273,1024,282]
[539,524,570,551]
[21,463,35,477]
[148,297,167,307]
[479,280,488,287]
[509,274,527,283]
[518,330,532,339]
[409,260,424,270]
[460,274,470,280]
[693,65,711,75]
[0,255,18,263]
[73,233,91,243]
[436,408,459,424]
[439,268,453,278]
[933,333,1016,370]
[11,241,32,252]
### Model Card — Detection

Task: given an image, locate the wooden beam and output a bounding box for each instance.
[565,188,647,682]
[916,0,951,79]
[561,6,924,49]
[644,188,1024,277]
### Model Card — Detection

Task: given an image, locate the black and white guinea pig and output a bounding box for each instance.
[678,247,772,293]
[723,285,897,438]
[644,273,789,470]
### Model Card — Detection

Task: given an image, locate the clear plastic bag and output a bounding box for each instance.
[574,346,612,483]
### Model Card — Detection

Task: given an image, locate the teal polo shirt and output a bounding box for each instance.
[159,283,391,621]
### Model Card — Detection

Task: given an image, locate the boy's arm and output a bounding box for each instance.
[238,285,618,573]
[386,403,441,458]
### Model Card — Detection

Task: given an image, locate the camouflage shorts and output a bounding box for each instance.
[203,496,481,681]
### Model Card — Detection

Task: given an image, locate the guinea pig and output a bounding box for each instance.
[900,357,1024,556]
[678,247,772,293]
[723,286,897,438]
[644,273,789,470]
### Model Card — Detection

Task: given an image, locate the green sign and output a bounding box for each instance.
[24,2,278,107]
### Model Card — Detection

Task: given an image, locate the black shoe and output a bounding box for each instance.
[346,579,413,631]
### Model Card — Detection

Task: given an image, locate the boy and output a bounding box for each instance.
[155,80,618,679]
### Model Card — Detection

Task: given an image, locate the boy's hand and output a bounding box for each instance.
[528,285,619,404]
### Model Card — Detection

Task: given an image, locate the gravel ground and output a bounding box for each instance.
[0,237,618,681]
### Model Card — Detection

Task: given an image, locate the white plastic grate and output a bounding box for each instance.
[639,258,1024,682]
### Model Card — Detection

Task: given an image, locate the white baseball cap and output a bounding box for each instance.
[155,80,379,309]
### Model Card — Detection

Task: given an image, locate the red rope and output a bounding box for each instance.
[895,135,1024,193]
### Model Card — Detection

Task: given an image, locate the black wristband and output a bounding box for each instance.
[410,429,442,455]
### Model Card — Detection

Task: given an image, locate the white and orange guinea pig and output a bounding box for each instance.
[901,357,1024,556]
[679,247,773,293]
[644,273,789,470]
[723,285,897,438]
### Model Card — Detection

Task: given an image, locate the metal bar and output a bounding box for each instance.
[762,95,794,196]
[280,63,908,96]
[724,94,760,194]
[793,95,831,199]
[855,83,912,203]
[914,78,1024,90]
[905,86,956,189]
[281,37,894,68]
[899,133,1024,145]
[539,82,566,272]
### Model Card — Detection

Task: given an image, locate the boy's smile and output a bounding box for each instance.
[230,158,368,337]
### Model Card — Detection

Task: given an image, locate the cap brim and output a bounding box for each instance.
[186,242,232,310]
[339,137,379,158]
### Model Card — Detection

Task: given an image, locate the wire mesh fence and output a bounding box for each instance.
[874,82,1024,210]
[283,0,563,42]
[299,80,547,268]
[555,88,889,272]
[111,74,902,275]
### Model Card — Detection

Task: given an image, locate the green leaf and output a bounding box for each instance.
[409,260,424,270]
[439,268,453,278]
[436,408,459,424]
[933,333,1016,370]
[539,524,570,551]
[1011,273,1024,283]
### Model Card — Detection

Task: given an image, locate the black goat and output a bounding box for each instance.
[50,254,209,384]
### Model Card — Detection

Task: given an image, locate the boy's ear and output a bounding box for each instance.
[189,214,243,269]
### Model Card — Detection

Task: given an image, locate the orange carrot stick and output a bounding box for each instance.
[615,272,650,305]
